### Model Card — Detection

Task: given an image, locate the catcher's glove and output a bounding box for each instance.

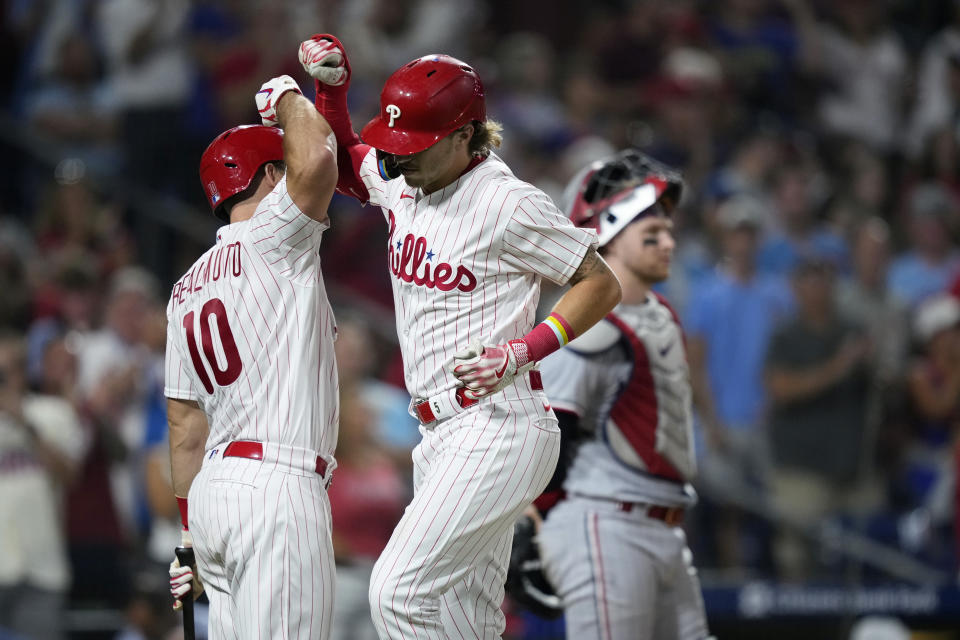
[505,514,563,619]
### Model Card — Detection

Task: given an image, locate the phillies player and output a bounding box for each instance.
[536,150,711,639]
[299,35,622,638]
[165,75,340,639]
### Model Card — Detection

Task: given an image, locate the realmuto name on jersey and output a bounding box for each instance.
[171,240,242,307]
[388,210,477,292]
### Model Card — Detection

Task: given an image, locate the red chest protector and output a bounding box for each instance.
[604,312,683,482]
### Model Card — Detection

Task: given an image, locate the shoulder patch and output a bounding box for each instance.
[567,318,621,355]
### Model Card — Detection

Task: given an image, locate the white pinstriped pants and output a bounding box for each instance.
[539,496,711,640]
[188,447,336,640]
[369,397,560,639]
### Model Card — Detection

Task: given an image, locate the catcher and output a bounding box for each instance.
[508,150,713,640]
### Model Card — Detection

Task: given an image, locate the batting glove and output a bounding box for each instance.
[255,75,302,127]
[299,35,349,87]
[452,340,536,399]
[169,530,204,611]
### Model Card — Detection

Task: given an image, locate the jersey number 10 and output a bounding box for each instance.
[183,298,243,394]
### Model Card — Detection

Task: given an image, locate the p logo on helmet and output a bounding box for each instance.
[386,104,401,128]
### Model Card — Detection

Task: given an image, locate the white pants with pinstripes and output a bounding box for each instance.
[188,445,336,640]
[369,397,560,639]
[539,495,711,640]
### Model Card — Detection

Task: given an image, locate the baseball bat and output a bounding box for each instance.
[174,546,196,640]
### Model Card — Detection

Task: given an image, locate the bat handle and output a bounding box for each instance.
[175,546,197,640]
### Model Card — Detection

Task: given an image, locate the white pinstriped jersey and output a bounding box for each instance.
[164,176,339,457]
[357,150,597,401]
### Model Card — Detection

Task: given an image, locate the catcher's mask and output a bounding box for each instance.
[562,149,683,247]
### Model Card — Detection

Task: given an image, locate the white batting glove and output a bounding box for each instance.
[452,340,536,399]
[299,36,348,86]
[169,530,204,611]
[255,75,302,126]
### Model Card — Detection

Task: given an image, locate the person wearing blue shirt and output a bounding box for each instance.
[685,195,793,567]
[887,183,960,307]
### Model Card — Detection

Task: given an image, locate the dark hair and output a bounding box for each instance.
[220,160,286,220]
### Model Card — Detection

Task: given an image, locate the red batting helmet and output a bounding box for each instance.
[199,125,284,221]
[360,54,485,156]
[562,149,683,247]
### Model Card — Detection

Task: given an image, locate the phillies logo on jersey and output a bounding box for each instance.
[388,211,477,292]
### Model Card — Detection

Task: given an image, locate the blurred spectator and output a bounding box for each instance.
[643,47,725,192]
[706,0,803,117]
[906,4,960,160]
[490,32,569,153]
[825,145,889,240]
[686,195,793,566]
[334,316,420,461]
[138,302,174,565]
[0,332,84,640]
[899,295,960,542]
[836,217,909,388]
[24,30,119,178]
[337,0,484,82]
[329,392,407,640]
[703,128,782,212]
[77,266,161,534]
[66,267,160,608]
[757,163,850,276]
[765,258,873,580]
[26,258,101,387]
[887,183,960,307]
[96,0,193,195]
[0,220,35,331]
[796,0,908,153]
[32,179,136,278]
[191,4,302,135]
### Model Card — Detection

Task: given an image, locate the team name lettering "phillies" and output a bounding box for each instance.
[388,211,477,292]
[172,241,242,306]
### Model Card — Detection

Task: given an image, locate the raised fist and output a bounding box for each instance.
[299,35,349,87]
[255,75,302,126]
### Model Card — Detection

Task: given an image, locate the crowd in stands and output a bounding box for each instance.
[3,0,960,638]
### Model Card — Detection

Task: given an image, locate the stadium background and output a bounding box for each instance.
[2,0,960,638]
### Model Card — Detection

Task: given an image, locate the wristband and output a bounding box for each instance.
[176,496,189,530]
[521,312,576,363]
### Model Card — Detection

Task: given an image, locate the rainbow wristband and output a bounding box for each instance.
[522,312,576,363]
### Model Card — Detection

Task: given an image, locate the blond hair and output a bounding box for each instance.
[467,120,503,157]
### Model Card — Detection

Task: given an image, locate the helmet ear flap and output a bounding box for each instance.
[376,149,402,180]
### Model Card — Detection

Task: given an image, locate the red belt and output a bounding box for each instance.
[223,440,328,478]
[413,370,543,425]
[618,501,685,526]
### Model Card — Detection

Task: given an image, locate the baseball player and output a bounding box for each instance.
[299,34,622,639]
[165,75,340,639]
[535,150,712,639]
